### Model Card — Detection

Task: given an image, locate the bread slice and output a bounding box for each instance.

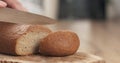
[0,21,52,55]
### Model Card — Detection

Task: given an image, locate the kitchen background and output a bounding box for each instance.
[19,0,120,20]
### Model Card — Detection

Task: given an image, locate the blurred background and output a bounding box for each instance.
[18,0,120,63]
[19,0,120,20]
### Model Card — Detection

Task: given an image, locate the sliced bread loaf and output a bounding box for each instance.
[0,21,52,55]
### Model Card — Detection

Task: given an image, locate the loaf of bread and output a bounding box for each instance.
[39,31,80,56]
[0,21,52,55]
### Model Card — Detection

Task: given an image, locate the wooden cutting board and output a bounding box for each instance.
[0,52,105,63]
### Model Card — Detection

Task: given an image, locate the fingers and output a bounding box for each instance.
[4,0,27,11]
[0,1,7,8]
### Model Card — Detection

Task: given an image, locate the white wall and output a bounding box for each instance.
[43,0,59,19]
[18,0,59,19]
[18,0,44,15]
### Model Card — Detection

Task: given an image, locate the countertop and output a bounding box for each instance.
[47,20,120,63]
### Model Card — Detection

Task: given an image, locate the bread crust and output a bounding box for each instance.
[0,21,51,55]
[39,30,80,56]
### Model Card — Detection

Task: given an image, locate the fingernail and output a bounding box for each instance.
[0,1,7,8]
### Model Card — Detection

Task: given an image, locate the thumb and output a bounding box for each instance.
[4,0,27,11]
[0,1,7,8]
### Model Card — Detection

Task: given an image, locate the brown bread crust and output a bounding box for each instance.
[0,21,51,55]
[39,30,80,56]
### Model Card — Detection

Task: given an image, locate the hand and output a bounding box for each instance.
[0,0,27,11]
[0,1,7,8]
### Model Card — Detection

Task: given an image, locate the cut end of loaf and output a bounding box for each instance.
[16,32,49,55]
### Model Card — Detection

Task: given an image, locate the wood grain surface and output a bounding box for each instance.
[0,52,105,63]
